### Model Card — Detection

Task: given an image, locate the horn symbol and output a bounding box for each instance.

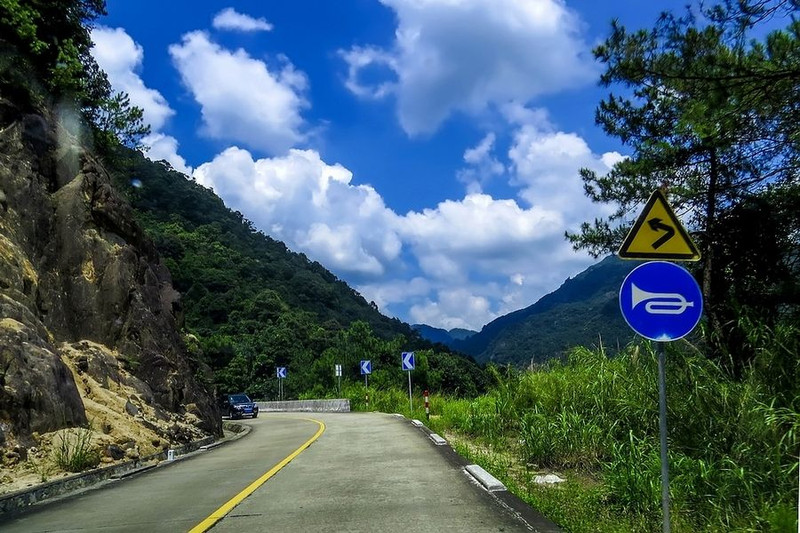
[632,284,694,315]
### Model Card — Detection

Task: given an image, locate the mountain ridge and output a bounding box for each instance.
[413,256,638,366]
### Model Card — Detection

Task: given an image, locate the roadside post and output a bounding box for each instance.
[276,367,287,401]
[360,360,371,407]
[401,351,415,411]
[424,389,430,421]
[617,189,702,533]
[335,364,342,396]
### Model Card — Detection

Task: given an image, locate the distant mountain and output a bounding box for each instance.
[453,256,638,366]
[413,324,477,345]
[449,328,477,340]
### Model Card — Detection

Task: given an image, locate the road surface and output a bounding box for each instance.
[0,412,558,532]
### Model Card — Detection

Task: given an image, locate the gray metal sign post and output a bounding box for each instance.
[657,342,670,532]
[276,367,287,401]
[360,360,371,408]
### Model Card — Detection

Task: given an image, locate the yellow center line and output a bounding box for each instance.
[189,417,326,533]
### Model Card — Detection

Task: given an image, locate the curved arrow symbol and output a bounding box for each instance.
[647,217,675,249]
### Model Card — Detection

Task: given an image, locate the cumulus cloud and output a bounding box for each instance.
[169,31,308,155]
[402,194,562,267]
[189,128,615,330]
[194,147,401,276]
[142,133,193,175]
[507,111,623,227]
[90,26,174,130]
[409,289,493,331]
[91,27,192,175]
[213,8,273,32]
[340,0,595,135]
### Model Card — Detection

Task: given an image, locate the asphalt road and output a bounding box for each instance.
[0,412,555,532]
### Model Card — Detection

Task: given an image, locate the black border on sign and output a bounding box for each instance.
[617,189,701,261]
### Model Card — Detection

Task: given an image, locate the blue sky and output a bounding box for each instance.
[92,0,688,331]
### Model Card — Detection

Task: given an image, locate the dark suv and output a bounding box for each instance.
[222,393,259,419]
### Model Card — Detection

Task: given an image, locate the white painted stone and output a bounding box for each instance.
[533,474,565,485]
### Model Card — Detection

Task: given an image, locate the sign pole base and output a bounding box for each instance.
[408,371,412,412]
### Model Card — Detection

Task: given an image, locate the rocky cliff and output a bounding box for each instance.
[0,96,221,474]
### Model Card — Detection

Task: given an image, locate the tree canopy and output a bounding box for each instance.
[567,0,800,367]
[0,0,149,149]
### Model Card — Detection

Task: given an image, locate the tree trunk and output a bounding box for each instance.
[703,145,722,358]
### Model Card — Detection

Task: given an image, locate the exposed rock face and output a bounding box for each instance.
[0,96,221,449]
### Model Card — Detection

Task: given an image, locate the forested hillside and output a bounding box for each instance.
[108,149,487,399]
[451,256,636,364]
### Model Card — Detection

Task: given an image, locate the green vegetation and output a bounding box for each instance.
[566,0,800,367]
[453,256,637,365]
[348,325,798,532]
[0,0,149,150]
[108,148,487,400]
[53,427,100,473]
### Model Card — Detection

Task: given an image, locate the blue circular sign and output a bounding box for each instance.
[619,261,703,341]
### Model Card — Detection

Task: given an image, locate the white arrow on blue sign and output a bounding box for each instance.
[360,360,372,375]
[619,261,703,341]
[401,351,415,371]
[276,367,287,379]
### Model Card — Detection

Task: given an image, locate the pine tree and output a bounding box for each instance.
[567,0,800,366]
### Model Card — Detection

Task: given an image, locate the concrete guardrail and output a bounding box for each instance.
[257,399,350,412]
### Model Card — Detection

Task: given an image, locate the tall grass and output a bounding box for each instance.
[53,427,100,473]
[349,322,799,532]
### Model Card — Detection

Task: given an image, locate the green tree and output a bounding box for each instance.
[0,0,107,106]
[1,1,150,153]
[567,0,800,365]
[92,91,151,151]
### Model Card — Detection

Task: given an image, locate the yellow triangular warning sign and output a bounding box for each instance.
[618,189,701,261]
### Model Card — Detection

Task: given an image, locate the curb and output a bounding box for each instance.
[0,422,250,518]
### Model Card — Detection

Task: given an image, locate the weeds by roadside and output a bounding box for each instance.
[345,322,799,532]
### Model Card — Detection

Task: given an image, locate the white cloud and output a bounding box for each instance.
[356,277,432,312]
[193,147,401,276]
[402,194,561,264]
[339,46,398,99]
[213,8,273,32]
[169,31,308,155]
[189,122,615,330]
[142,133,192,175]
[456,133,505,193]
[341,0,595,135]
[410,289,493,331]
[90,26,174,130]
[507,115,623,227]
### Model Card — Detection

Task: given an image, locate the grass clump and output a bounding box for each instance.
[53,427,100,473]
